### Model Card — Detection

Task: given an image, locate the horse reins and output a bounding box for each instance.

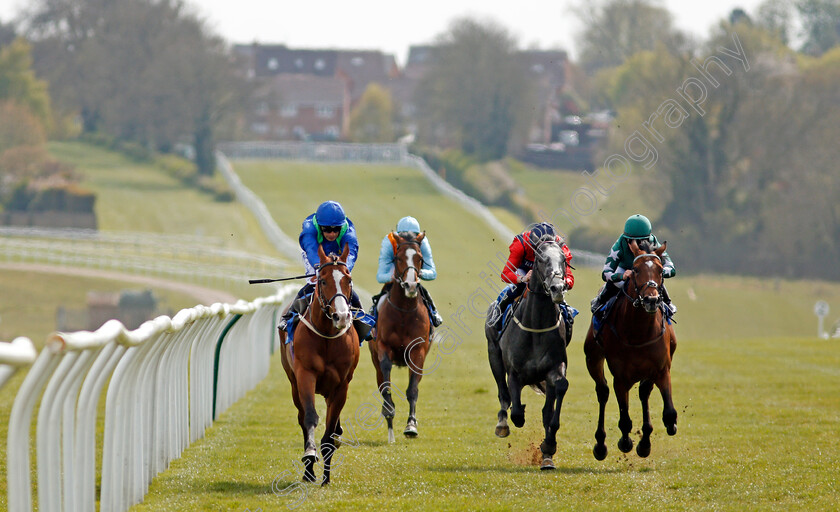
[394,240,424,289]
[513,240,566,333]
[301,259,354,339]
[624,253,664,309]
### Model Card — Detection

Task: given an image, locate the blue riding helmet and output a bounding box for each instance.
[396,216,421,233]
[315,201,346,228]
[530,222,555,240]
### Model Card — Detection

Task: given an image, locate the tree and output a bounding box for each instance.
[796,0,840,55]
[575,0,688,74]
[25,0,239,174]
[348,83,394,143]
[415,17,530,160]
[0,39,51,129]
[755,0,795,44]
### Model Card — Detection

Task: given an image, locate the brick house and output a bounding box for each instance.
[234,44,399,141]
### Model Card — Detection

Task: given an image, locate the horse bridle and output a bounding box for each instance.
[625,253,664,309]
[314,259,352,316]
[394,240,424,288]
[529,240,567,296]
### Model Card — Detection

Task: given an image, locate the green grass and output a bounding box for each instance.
[48,141,278,258]
[3,153,840,510]
[504,161,668,237]
[126,159,840,510]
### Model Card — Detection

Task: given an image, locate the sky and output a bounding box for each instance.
[0,0,767,66]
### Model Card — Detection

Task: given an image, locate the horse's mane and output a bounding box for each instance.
[397,231,418,243]
[637,240,652,252]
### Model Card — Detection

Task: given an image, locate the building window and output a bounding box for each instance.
[255,101,269,115]
[316,104,335,118]
[267,58,279,71]
[275,126,288,137]
[351,57,364,66]
[280,104,298,118]
[315,58,325,70]
[325,125,340,138]
[294,58,304,69]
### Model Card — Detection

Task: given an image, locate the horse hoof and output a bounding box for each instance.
[495,425,510,438]
[617,436,634,453]
[667,424,677,436]
[540,457,556,470]
[388,428,395,444]
[404,425,418,438]
[636,441,651,458]
[511,413,525,428]
[593,444,608,461]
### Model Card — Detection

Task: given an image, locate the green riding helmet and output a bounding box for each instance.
[623,214,652,239]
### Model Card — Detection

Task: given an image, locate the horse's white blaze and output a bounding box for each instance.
[404,248,418,283]
[332,269,350,317]
[646,260,654,268]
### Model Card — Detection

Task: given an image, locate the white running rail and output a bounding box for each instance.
[6,284,297,512]
[0,337,37,390]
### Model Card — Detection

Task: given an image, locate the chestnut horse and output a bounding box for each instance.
[369,231,431,442]
[583,239,677,460]
[280,243,360,485]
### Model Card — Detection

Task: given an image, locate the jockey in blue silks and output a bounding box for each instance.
[278,200,373,345]
[369,216,443,329]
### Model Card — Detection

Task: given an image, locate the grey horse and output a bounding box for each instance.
[485,232,571,470]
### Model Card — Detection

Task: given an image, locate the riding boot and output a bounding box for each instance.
[661,283,677,314]
[493,283,525,331]
[349,289,374,341]
[560,302,578,346]
[279,283,314,333]
[418,284,443,327]
[368,283,392,318]
[590,280,619,314]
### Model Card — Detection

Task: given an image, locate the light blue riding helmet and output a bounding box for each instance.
[396,216,421,233]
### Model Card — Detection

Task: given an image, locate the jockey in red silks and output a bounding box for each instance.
[489,222,577,339]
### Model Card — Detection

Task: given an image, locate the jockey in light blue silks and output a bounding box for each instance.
[369,216,443,330]
[278,200,374,345]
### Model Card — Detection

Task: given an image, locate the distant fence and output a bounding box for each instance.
[0,227,289,293]
[5,285,297,512]
[217,141,603,268]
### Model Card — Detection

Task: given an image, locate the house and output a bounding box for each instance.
[234,44,399,141]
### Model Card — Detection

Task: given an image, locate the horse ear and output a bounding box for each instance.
[416,231,426,243]
[655,241,667,257]
[318,243,328,263]
[629,238,641,255]
[340,242,350,262]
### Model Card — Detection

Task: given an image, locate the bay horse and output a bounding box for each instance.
[369,231,431,442]
[280,243,360,485]
[485,231,570,470]
[583,239,677,460]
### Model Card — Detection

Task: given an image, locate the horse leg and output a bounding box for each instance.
[295,371,319,482]
[614,380,634,453]
[319,384,349,486]
[584,336,609,461]
[636,379,654,458]
[377,352,397,443]
[487,330,511,437]
[657,369,678,436]
[508,371,526,429]
[540,363,569,470]
[404,344,427,438]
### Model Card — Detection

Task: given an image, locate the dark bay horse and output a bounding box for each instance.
[280,243,360,485]
[369,231,431,442]
[583,239,677,460]
[485,232,570,470]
